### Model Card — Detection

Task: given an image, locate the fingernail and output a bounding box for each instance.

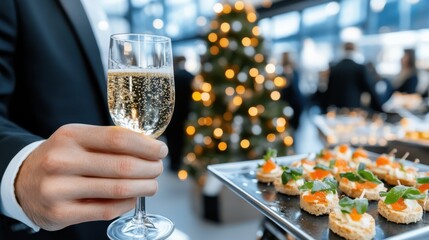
[159,145,168,159]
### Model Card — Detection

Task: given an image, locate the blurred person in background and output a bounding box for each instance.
[392,49,418,94]
[279,52,304,130]
[0,1,167,239]
[165,56,194,172]
[323,42,383,112]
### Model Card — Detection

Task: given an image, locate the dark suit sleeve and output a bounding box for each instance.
[0,0,43,180]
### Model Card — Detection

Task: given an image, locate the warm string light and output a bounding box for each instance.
[266,133,276,142]
[236,85,245,94]
[235,1,245,11]
[178,170,188,181]
[240,139,250,149]
[273,76,287,88]
[232,96,243,106]
[218,142,227,151]
[219,38,229,48]
[213,3,223,13]
[250,38,259,47]
[213,128,223,138]
[255,75,264,84]
[254,54,264,63]
[248,107,258,117]
[208,33,217,42]
[223,4,232,14]
[252,26,260,36]
[220,22,230,33]
[270,91,281,101]
[265,63,276,74]
[186,126,196,135]
[225,69,235,79]
[249,68,259,77]
[247,12,257,23]
[210,46,219,55]
[192,91,201,101]
[283,136,294,146]
[242,37,251,47]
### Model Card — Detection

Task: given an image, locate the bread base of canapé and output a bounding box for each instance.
[339,181,386,201]
[383,175,416,186]
[329,211,375,240]
[378,200,423,224]
[256,168,282,183]
[274,178,300,195]
[299,192,338,216]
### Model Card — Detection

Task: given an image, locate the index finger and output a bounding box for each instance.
[59,124,168,160]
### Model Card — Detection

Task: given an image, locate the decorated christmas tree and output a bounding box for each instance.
[183,1,293,183]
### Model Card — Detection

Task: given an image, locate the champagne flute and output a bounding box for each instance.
[106,33,175,240]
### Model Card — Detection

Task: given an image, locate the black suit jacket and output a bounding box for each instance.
[0,0,112,239]
[324,59,381,111]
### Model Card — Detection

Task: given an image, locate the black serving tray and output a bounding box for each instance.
[208,154,429,240]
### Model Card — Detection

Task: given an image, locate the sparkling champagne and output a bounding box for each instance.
[108,69,175,138]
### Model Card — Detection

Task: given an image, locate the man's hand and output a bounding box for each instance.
[14,124,167,231]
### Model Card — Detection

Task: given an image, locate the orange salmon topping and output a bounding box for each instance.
[322,150,335,160]
[335,159,348,168]
[391,198,407,211]
[309,169,331,180]
[376,155,391,166]
[341,177,349,184]
[338,144,348,154]
[303,191,327,204]
[349,208,363,221]
[418,183,429,193]
[262,159,276,173]
[356,181,378,190]
[352,149,368,159]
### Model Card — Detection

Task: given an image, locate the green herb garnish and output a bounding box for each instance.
[339,164,382,184]
[281,166,303,184]
[314,164,332,171]
[417,177,429,184]
[316,149,324,159]
[263,148,277,161]
[339,197,368,214]
[357,170,382,184]
[299,177,338,194]
[381,186,426,204]
[340,172,362,182]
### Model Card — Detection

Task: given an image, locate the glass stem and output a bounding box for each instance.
[133,197,146,224]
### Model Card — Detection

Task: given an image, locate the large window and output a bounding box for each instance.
[165,2,198,38]
[338,0,367,27]
[272,11,300,39]
[371,0,400,33]
[410,0,429,30]
[302,2,339,36]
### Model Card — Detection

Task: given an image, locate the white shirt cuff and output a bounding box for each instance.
[1,140,45,232]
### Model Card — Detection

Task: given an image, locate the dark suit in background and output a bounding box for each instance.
[165,59,194,172]
[0,0,111,239]
[324,58,382,112]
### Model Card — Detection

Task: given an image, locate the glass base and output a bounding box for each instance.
[107,214,174,240]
